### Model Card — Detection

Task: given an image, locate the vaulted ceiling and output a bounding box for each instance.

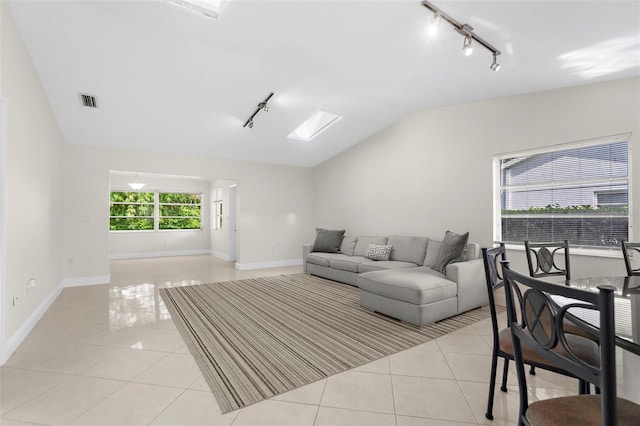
[8,1,640,167]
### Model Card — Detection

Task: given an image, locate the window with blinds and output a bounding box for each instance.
[495,135,630,249]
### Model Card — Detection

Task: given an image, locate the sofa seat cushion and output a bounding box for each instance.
[358,260,417,274]
[329,255,367,272]
[307,252,341,267]
[358,267,457,305]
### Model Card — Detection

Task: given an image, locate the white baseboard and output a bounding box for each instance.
[1,280,65,364]
[110,249,211,260]
[211,251,231,261]
[63,274,111,288]
[235,258,303,271]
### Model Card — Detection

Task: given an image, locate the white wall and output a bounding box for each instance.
[108,172,211,258]
[1,2,65,360]
[313,77,640,277]
[63,144,315,281]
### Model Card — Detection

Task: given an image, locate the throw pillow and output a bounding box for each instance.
[364,243,393,261]
[312,228,346,253]
[431,231,469,274]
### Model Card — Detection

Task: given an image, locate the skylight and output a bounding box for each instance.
[167,0,230,19]
[288,111,343,142]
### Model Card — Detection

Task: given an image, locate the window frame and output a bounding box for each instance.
[213,187,223,231]
[109,191,204,232]
[158,192,203,231]
[109,191,155,231]
[493,133,632,257]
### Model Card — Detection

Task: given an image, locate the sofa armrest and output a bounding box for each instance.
[303,243,313,273]
[446,258,488,313]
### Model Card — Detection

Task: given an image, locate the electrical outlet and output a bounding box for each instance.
[67,257,73,265]
[26,278,36,294]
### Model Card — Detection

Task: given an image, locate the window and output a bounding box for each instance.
[159,193,202,230]
[110,191,202,231]
[110,192,154,230]
[213,187,223,230]
[495,135,630,249]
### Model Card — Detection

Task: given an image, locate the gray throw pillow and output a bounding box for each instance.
[312,228,345,253]
[364,243,393,261]
[431,231,469,274]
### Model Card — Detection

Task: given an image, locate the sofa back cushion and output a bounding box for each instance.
[388,235,429,265]
[354,236,388,257]
[423,240,441,267]
[340,236,358,256]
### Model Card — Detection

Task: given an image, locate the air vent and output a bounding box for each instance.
[80,93,98,108]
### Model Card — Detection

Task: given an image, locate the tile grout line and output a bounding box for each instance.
[311,378,328,425]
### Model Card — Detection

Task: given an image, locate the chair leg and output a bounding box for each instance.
[579,379,586,394]
[485,353,499,420]
[500,358,509,392]
[529,365,536,375]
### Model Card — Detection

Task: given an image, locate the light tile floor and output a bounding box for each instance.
[0,255,624,425]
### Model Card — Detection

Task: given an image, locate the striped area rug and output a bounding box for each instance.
[160,273,493,413]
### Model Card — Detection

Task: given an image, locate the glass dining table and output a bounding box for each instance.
[561,275,640,404]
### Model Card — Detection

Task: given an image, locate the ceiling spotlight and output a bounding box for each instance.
[248,119,254,129]
[432,11,441,26]
[490,53,501,72]
[428,12,441,35]
[463,34,473,56]
[259,102,270,112]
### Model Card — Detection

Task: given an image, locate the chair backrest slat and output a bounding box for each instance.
[621,240,640,276]
[524,240,571,280]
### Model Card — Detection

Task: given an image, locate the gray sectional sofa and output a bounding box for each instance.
[303,234,488,326]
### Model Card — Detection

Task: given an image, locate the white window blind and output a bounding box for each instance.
[496,135,630,248]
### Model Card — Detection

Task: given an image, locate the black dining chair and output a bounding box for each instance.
[502,263,640,425]
[621,240,640,276]
[481,244,590,420]
[524,239,599,371]
[524,240,571,280]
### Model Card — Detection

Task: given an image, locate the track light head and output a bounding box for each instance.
[432,11,441,26]
[463,35,473,56]
[490,53,501,72]
[248,119,254,129]
[428,11,441,35]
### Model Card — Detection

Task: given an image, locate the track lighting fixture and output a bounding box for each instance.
[462,34,473,56]
[243,92,274,129]
[490,52,501,72]
[421,1,502,71]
